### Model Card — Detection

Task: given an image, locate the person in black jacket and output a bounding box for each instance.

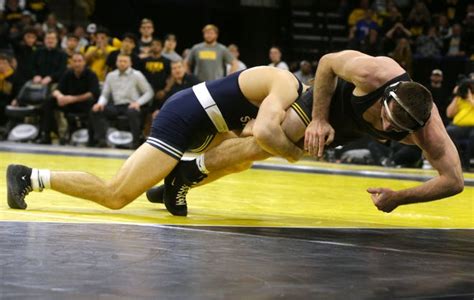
[31,30,67,85]
[151,60,199,118]
[37,53,100,144]
[13,27,37,84]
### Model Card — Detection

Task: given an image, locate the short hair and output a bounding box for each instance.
[171,60,184,66]
[270,46,282,53]
[391,82,433,130]
[202,24,219,34]
[164,33,176,41]
[72,52,85,60]
[95,27,109,36]
[45,30,58,37]
[23,27,37,36]
[66,33,79,41]
[122,32,137,44]
[141,18,154,26]
[117,53,131,59]
[228,44,238,51]
[151,38,162,45]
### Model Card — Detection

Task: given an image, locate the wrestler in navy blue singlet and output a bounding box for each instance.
[147,70,303,159]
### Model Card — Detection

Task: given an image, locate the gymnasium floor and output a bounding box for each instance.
[0,142,473,299]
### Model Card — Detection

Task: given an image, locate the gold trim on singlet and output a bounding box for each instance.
[291,103,310,126]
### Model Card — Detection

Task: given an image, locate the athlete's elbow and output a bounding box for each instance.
[451,179,464,195]
[445,175,464,197]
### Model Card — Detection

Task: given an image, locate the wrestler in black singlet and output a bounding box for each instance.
[291,73,411,146]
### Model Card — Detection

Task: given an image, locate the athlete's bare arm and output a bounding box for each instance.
[305,50,405,157]
[368,105,464,212]
[239,67,304,162]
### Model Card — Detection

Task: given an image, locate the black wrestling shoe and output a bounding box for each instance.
[146,185,165,203]
[6,164,33,209]
[163,160,207,217]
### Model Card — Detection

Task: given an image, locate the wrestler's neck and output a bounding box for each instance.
[362,100,384,130]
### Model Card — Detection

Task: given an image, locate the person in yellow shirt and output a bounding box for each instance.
[446,79,474,170]
[84,28,116,82]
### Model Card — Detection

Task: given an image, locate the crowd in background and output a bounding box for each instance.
[0,0,472,170]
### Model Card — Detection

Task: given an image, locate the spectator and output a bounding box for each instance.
[161,34,182,62]
[353,9,378,42]
[3,0,23,26]
[91,54,153,148]
[437,14,452,39]
[446,79,474,170]
[407,0,431,38]
[186,24,238,81]
[13,27,37,84]
[152,60,199,118]
[381,3,403,33]
[63,33,79,68]
[32,30,67,85]
[293,60,312,85]
[358,28,384,56]
[142,38,171,106]
[427,69,451,126]
[84,28,116,82]
[414,26,443,59]
[18,10,36,31]
[383,6,411,53]
[443,23,467,57]
[25,0,49,23]
[268,46,289,70]
[445,0,463,23]
[226,44,246,74]
[347,0,370,27]
[61,25,88,51]
[389,37,413,76]
[0,12,12,53]
[37,53,100,144]
[106,32,141,72]
[0,54,21,128]
[463,7,474,58]
[41,13,63,33]
[138,18,154,59]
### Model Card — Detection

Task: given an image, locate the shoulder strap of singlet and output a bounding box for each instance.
[292,74,303,98]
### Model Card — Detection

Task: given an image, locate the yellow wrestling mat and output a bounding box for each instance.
[1,147,473,228]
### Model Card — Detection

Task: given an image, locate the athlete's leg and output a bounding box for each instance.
[8,144,178,210]
[147,110,307,205]
[200,108,307,182]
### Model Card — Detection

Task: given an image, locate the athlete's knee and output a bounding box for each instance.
[107,193,134,210]
[102,186,135,210]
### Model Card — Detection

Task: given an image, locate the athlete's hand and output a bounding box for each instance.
[304,119,335,157]
[367,187,399,213]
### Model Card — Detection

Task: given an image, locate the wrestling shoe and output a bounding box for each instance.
[6,164,33,209]
[163,160,207,217]
[146,184,165,203]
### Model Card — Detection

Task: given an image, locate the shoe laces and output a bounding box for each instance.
[20,185,32,200]
[176,184,191,206]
